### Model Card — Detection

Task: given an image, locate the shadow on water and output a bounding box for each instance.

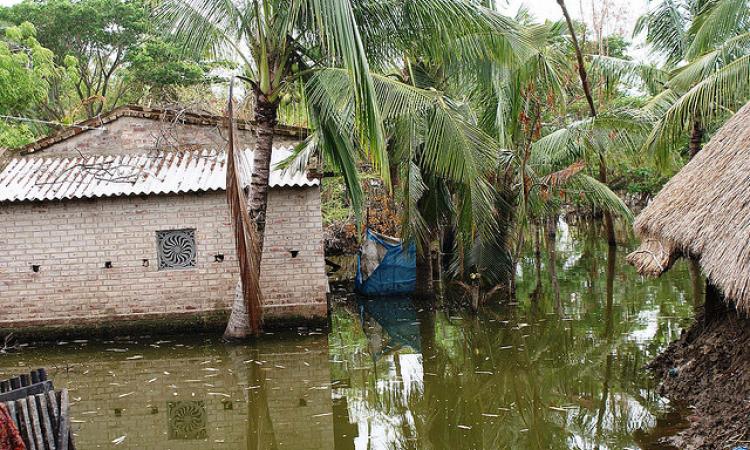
[0,220,695,449]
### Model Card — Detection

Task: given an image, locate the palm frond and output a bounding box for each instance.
[671,30,750,90]
[634,0,690,67]
[687,0,750,59]
[644,53,750,167]
[565,174,634,222]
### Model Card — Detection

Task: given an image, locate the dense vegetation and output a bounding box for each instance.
[3,0,749,328]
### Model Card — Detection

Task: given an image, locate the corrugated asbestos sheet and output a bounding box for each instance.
[0,147,318,203]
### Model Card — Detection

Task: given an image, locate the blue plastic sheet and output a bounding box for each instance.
[355,229,416,296]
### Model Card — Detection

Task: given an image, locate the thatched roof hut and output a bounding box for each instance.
[627,102,750,314]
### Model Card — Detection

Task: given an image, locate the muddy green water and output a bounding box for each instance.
[0,222,696,449]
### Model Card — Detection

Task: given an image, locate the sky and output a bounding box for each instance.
[501,0,648,25]
[500,0,652,60]
[0,0,653,59]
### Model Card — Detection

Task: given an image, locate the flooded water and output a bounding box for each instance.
[0,222,696,449]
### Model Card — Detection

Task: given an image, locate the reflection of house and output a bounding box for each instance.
[627,102,750,316]
[0,335,334,449]
[0,106,327,329]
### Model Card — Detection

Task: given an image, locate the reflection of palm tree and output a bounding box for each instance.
[595,245,616,446]
[225,346,279,450]
[546,217,562,314]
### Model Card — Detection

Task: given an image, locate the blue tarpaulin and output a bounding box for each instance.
[355,229,416,296]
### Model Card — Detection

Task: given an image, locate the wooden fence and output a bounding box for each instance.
[0,368,75,450]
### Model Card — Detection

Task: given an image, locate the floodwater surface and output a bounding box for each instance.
[0,222,696,449]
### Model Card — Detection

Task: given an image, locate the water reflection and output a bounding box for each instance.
[330,223,694,450]
[0,334,335,449]
[0,223,695,449]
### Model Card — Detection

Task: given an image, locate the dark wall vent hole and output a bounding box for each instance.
[142,259,149,267]
[290,250,299,258]
[104,261,112,269]
[31,265,40,273]
[214,254,224,262]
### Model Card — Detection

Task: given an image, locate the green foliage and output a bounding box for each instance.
[127,41,206,88]
[124,39,223,102]
[619,167,670,196]
[0,123,35,148]
[0,22,54,113]
[0,22,56,147]
[0,0,150,117]
[321,177,354,225]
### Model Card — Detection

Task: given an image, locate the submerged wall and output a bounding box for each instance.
[0,189,327,328]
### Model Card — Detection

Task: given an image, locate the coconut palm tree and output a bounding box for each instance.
[459,13,640,300]
[157,0,526,336]
[593,0,750,167]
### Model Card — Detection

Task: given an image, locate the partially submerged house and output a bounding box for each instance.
[626,102,750,317]
[0,106,328,330]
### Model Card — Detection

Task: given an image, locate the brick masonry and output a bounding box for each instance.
[24,115,300,157]
[0,189,327,327]
[0,113,327,328]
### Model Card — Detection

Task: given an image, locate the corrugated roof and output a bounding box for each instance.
[0,147,318,203]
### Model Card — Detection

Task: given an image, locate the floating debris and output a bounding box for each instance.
[112,435,127,445]
[208,392,231,398]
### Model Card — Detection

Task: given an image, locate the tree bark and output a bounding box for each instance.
[557,0,597,118]
[249,95,280,242]
[686,121,713,319]
[414,235,435,304]
[688,258,704,310]
[689,120,704,160]
[224,93,279,339]
[557,0,617,247]
[531,224,543,300]
[599,161,617,247]
[546,217,561,314]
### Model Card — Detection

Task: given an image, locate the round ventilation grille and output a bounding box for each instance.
[156,229,197,269]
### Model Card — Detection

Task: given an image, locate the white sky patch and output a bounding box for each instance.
[499,0,654,62]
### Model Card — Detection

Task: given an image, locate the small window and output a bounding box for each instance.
[156,229,197,270]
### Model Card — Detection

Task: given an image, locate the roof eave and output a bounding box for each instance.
[626,237,681,277]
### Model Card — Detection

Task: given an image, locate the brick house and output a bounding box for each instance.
[0,106,328,330]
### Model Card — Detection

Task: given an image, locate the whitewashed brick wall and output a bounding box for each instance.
[0,188,327,328]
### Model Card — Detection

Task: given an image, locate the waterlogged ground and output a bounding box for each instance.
[0,222,697,449]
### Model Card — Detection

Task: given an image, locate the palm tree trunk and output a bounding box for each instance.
[599,161,617,247]
[557,0,617,247]
[686,120,712,318]
[249,96,279,238]
[532,224,543,300]
[546,217,561,314]
[415,234,435,304]
[224,93,279,339]
[689,120,704,159]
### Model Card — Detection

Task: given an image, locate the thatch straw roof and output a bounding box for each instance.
[627,102,750,313]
